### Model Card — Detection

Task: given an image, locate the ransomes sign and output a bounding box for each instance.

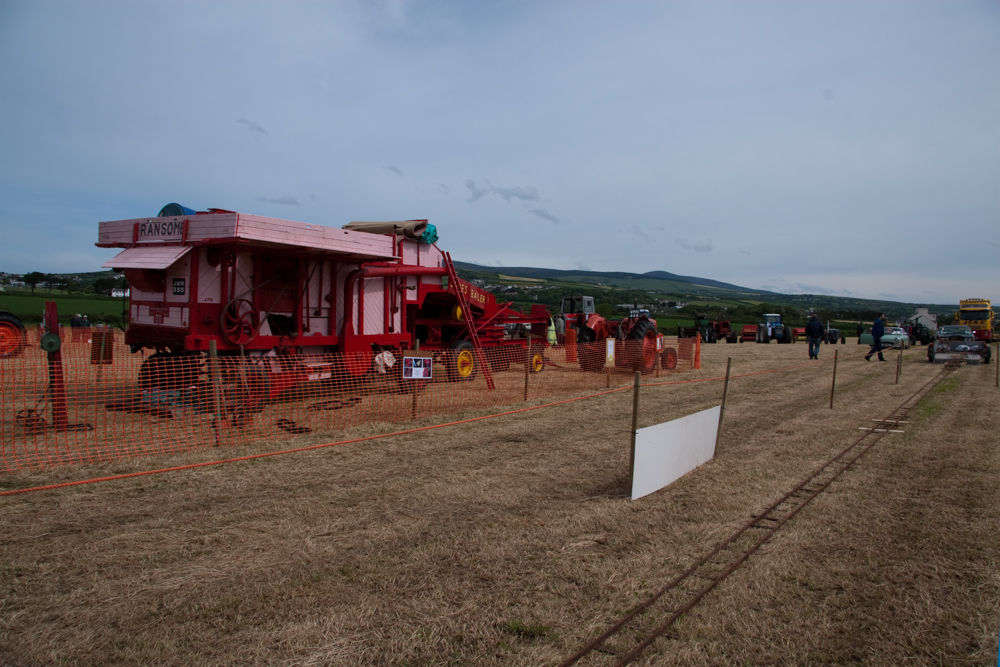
[137,219,185,241]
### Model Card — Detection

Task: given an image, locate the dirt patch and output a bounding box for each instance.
[1,341,997,665]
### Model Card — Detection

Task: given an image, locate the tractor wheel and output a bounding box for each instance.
[627,319,658,373]
[840,337,846,344]
[0,312,27,359]
[577,326,605,373]
[707,329,718,344]
[661,346,678,370]
[783,327,793,344]
[446,340,477,382]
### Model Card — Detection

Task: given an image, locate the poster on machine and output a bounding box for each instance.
[403,352,434,379]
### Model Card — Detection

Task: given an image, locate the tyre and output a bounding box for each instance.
[529,344,545,374]
[627,319,658,373]
[138,353,201,392]
[0,312,27,359]
[577,326,605,373]
[707,329,718,344]
[661,347,678,370]
[783,326,793,344]
[840,337,846,344]
[446,340,477,382]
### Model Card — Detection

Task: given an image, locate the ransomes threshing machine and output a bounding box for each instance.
[97,204,551,414]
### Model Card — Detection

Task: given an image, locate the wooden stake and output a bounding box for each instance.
[209,339,223,446]
[628,371,641,498]
[714,357,732,457]
[895,344,902,384]
[411,339,419,420]
[523,333,531,401]
[830,349,838,409]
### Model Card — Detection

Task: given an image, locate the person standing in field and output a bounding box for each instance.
[805,314,824,360]
[865,313,887,362]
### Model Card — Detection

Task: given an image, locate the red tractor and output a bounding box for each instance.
[97,204,551,417]
[559,297,663,374]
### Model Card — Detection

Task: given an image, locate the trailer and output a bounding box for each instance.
[97,205,550,414]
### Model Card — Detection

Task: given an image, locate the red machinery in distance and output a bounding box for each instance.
[97,205,550,414]
[559,296,669,373]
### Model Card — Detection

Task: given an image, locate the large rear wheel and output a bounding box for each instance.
[627,319,658,373]
[577,326,605,373]
[0,313,27,359]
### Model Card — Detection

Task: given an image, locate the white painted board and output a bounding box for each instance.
[631,405,720,500]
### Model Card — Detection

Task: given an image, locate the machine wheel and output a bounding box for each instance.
[707,329,718,344]
[221,299,259,346]
[840,337,846,344]
[628,319,658,373]
[0,312,27,359]
[219,358,270,414]
[529,344,545,374]
[661,347,678,370]
[446,340,477,382]
[577,326,606,373]
[783,326,793,344]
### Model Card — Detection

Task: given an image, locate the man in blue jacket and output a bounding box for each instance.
[805,314,825,360]
[865,313,887,361]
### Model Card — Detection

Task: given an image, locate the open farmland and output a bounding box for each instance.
[1,341,998,666]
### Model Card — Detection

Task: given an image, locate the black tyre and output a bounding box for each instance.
[577,326,605,372]
[138,353,201,392]
[627,319,658,373]
[220,358,270,414]
[707,329,718,344]
[0,312,27,359]
[446,340,477,382]
[783,326,793,344]
[840,337,846,344]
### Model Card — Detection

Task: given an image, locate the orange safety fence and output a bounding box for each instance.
[0,335,696,473]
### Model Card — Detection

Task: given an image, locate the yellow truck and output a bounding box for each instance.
[956,298,995,342]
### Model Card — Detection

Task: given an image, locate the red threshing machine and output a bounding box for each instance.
[97,204,550,412]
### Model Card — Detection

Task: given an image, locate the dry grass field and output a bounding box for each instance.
[1,340,998,666]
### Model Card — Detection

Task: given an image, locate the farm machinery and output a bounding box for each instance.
[0,304,28,358]
[755,313,792,344]
[559,296,669,373]
[677,313,736,343]
[96,205,551,418]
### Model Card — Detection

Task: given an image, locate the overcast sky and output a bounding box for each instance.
[1,1,997,305]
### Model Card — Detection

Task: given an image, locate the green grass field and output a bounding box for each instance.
[0,290,126,324]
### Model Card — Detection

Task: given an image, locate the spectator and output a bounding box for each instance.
[805,314,824,360]
[865,313,887,362]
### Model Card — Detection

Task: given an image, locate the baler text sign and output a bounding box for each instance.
[137,219,185,242]
[459,283,488,307]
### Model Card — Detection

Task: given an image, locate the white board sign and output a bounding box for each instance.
[402,354,433,379]
[606,338,615,365]
[631,405,720,500]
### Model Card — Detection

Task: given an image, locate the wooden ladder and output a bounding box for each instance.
[443,251,495,390]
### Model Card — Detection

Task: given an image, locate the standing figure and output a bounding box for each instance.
[865,313,887,362]
[805,314,824,360]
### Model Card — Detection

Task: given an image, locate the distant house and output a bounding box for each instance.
[111,288,130,298]
[907,307,937,332]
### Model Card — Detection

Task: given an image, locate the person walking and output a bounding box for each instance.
[805,314,824,360]
[865,313,887,361]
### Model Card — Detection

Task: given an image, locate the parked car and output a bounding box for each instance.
[859,326,910,349]
[928,325,992,364]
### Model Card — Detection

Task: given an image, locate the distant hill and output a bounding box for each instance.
[453,262,771,294]
[452,261,956,317]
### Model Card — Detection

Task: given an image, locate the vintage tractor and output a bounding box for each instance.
[560,299,662,374]
[0,305,27,358]
[677,312,708,341]
[705,317,737,343]
[97,205,551,418]
[756,313,792,344]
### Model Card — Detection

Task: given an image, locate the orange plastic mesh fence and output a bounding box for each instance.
[0,336,694,473]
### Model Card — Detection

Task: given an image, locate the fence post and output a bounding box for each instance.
[830,349,838,409]
[411,339,419,420]
[714,357,732,457]
[523,333,532,401]
[896,341,903,384]
[996,343,998,388]
[210,339,223,447]
[628,371,641,498]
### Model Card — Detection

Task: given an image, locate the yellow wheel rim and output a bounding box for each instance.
[531,353,544,372]
[456,349,474,378]
[452,305,464,321]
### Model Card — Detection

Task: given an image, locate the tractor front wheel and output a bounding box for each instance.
[577,326,605,373]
